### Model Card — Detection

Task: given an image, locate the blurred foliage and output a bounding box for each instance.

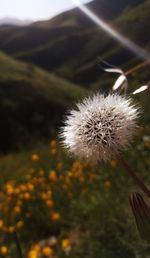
[0,52,87,152]
[0,137,149,257]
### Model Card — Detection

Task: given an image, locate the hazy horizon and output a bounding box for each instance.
[0,0,92,22]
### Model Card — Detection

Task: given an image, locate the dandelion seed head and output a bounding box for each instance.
[60,93,139,162]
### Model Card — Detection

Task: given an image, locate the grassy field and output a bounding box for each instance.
[0,131,149,257]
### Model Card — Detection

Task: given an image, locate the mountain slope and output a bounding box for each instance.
[7,0,148,87]
[0,0,149,90]
[0,0,145,55]
[0,52,87,152]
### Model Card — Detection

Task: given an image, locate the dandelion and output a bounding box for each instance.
[61,93,139,162]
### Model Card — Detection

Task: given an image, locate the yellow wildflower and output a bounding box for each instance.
[57,162,63,172]
[13,206,21,214]
[110,159,117,168]
[50,149,57,155]
[16,200,23,207]
[5,184,14,195]
[0,219,4,229]
[50,140,57,148]
[39,169,45,176]
[104,180,112,189]
[7,226,15,233]
[61,239,70,250]
[31,154,39,161]
[41,193,48,201]
[20,184,27,192]
[28,250,38,258]
[16,220,24,229]
[0,246,8,256]
[14,188,21,195]
[67,171,73,178]
[38,177,45,184]
[33,245,40,252]
[24,192,31,201]
[27,183,34,192]
[42,246,53,257]
[47,190,52,198]
[61,238,71,254]
[49,171,57,181]
[51,212,61,221]
[46,199,54,208]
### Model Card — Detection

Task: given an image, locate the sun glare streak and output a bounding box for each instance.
[71,0,150,60]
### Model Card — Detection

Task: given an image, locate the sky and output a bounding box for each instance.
[0,0,92,21]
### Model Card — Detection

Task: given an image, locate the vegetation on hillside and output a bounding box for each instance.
[0,137,150,258]
[0,52,87,152]
[0,0,149,87]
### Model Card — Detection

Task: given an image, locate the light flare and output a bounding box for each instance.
[71,0,150,60]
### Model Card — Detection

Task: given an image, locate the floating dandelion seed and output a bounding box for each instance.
[97,58,128,92]
[132,85,148,95]
[61,93,139,162]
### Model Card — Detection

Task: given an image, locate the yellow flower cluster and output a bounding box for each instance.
[0,139,112,257]
[28,237,72,258]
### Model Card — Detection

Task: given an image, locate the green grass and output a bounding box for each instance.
[0,134,150,257]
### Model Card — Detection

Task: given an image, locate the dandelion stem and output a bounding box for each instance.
[14,231,23,258]
[117,154,150,197]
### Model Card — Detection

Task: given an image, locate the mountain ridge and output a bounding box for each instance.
[0,0,148,87]
[0,17,32,26]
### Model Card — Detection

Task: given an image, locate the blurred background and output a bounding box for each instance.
[0,0,149,257]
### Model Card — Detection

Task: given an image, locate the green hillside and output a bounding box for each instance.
[55,0,150,85]
[0,52,87,152]
[0,0,149,88]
